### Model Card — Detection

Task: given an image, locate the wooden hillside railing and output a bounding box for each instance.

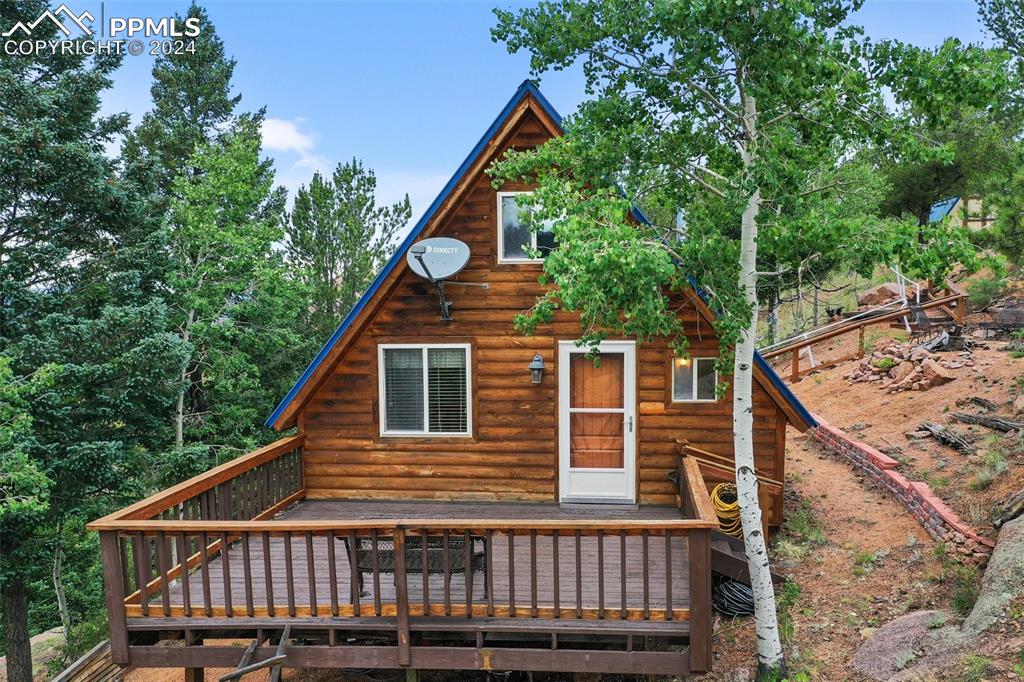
[760,280,966,381]
[88,438,719,674]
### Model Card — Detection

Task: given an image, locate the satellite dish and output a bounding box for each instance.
[405,237,485,321]
[406,237,471,281]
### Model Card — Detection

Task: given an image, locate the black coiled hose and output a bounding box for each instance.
[712,577,756,618]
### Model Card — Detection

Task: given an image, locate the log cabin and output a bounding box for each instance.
[89,81,816,679]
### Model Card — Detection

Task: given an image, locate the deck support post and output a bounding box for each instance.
[404,669,419,682]
[184,631,203,682]
[99,532,130,665]
[687,529,713,673]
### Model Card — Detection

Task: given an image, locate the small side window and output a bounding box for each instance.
[497,192,554,263]
[671,357,718,402]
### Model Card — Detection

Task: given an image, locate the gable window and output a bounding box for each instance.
[497,191,555,263]
[379,344,471,436]
[671,357,717,402]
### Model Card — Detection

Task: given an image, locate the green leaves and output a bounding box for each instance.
[492,0,999,360]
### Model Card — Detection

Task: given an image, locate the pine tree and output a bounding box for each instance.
[0,1,187,675]
[287,160,410,340]
[122,2,241,195]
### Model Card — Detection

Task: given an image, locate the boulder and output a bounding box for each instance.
[920,358,955,388]
[858,283,902,307]
[909,347,933,362]
[1013,394,1024,415]
[892,361,915,384]
[852,610,947,681]
[962,516,1024,637]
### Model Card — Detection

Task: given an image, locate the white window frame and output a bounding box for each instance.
[670,357,718,403]
[377,343,473,437]
[496,191,553,264]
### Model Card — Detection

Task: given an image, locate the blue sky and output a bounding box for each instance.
[85,0,991,224]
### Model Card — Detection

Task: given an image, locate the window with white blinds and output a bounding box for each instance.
[379,344,471,436]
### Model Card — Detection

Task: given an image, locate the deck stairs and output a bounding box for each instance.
[710,530,785,586]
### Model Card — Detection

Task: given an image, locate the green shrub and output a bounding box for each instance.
[961,654,993,682]
[952,564,979,616]
[966,276,1006,310]
[873,357,896,371]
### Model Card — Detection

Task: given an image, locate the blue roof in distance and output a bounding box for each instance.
[929,196,960,223]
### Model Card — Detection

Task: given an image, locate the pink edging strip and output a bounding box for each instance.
[808,412,996,552]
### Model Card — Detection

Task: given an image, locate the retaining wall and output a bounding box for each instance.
[809,413,995,564]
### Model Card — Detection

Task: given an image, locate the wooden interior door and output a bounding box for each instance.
[558,341,636,503]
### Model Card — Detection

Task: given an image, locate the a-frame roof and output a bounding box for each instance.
[266,80,816,432]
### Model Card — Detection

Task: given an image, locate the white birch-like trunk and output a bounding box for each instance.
[734,90,786,675]
[52,530,73,660]
[175,310,195,449]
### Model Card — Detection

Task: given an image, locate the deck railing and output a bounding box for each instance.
[88,438,718,674]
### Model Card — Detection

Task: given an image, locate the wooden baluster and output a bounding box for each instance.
[118,537,131,595]
[665,530,673,620]
[530,530,538,618]
[642,530,650,620]
[219,532,233,617]
[597,530,604,619]
[393,528,411,666]
[262,532,275,617]
[422,528,430,615]
[284,530,296,617]
[552,529,560,619]
[219,481,232,522]
[371,530,381,616]
[574,530,582,619]
[263,460,272,512]
[132,532,149,617]
[442,530,451,616]
[507,531,515,617]
[199,531,212,617]
[464,530,473,618]
[620,531,627,619]
[346,530,360,614]
[177,532,192,617]
[241,532,254,617]
[155,531,172,616]
[485,529,494,617]
[327,530,339,617]
[305,532,317,616]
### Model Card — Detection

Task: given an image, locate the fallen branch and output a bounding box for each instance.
[956,396,998,412]
[951,412,1024,433]
[919,422,977,455]
[995,488,1024,528]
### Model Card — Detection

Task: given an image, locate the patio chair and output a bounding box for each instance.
[340,533,487,599]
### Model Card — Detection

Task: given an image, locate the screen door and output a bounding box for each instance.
[558,341,636,503]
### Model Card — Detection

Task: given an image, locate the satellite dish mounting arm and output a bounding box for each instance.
[412,246,453,321]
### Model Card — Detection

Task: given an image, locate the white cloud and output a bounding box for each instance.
[261,117,315,154]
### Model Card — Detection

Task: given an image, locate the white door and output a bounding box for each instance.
[558,341,636,503]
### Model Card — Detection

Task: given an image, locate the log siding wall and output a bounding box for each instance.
[299,111,787,512]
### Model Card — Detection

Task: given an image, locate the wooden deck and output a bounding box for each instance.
[155,500,690,615]
[89,438,718,675]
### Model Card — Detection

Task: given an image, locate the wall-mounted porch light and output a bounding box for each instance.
[529,354,545,384]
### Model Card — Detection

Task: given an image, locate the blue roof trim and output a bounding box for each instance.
[267,80,816,431]
[266,81,554,427]
[929,196,959,223]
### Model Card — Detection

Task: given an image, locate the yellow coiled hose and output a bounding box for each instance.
[711,483,743,538]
